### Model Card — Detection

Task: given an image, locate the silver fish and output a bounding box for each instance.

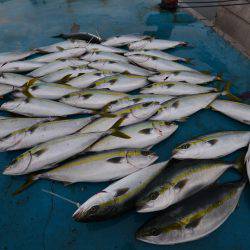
[0,83,16,96]
[148,71,218,85]
[0,117,55,139]
[88,121,178,152]
[31,48,86,63]
[72,161,167,222]
[128,38,187,50]
[35,40,88,53]
[102,34,150,47]
[125,50,187,62]
[66,70,116,88]
[0,116,96,151]
[0,97,92,117]
[0,73,33,87]
[28,59,89,77]
[151,93,219,122]
[0,51,35,64]
[140,82,216,96]
[21,80,80,100]
[0,61,44,73]
[91,74,149,92]
[210,100,250,125]
[88,61,154,76]
[173,131,250,159]
[127,55,196,72]
[3,130,109,175]
[27,149,158,184]
[85,44,126,54]
[81,52,128,62]
[136,180,246,245]
[40,66,96,83]
[136,159,242,213]
[103,94,174,112]
[60,89,127,110]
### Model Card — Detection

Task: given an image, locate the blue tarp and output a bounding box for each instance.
[0,0,249,249]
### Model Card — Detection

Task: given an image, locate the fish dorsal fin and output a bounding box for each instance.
[115,187,129,197]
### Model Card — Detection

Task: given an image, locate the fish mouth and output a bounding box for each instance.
[3,165,21,175]
[72,208,86,222]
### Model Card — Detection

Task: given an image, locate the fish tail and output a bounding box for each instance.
[221,81,241,102]
[109,117,131,139]
[12,174,40,195]
[21,79,37,98]
[51,33,64,39]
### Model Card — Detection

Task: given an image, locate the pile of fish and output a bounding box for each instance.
[0,32,249,245]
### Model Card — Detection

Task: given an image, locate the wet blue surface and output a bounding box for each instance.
[0,0,250,250]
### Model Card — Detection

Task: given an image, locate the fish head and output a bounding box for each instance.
[72,191,115,222]
[126,150,158,168]
[3,152,32,175]
[172,137,219,159]
[136,183,175,213]
[0,98,25,111]
[148,73,171,82]
[0,129,25,151]
[152,121,178,138]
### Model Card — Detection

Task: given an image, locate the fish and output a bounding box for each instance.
[81,52,128,63]
[28,59,89,77]
[17,149,158,192]
[31,48,86,63]
[0,61,44,73]
[59,89,127,110]
[140,82,216,96]
[101,34,150,47]
[3,131,110,175]
[85,44,126,54]
[151,93,219,122]
[40,66,96,83]
[103,94,174,112]
[0,83,16,96]
[34,40,88,53]
[125,50,188,62]
[72,161,168,222]
[0,116,97,151]
[90,74,149,92]
[0,117,55,139]
[21,79,80,100]
[0,97,93,117]
[52,33,102,43]
[210,100,250,125]
[136,180,246,245]
[110,102,161,126]
[128,38,187,50]
[148,71,218,85]
[127,55,196,72]
[172,131,250,159]
[0,51,35,64]
[136,159,243,213]
[88,121,178,152]
[66,71,116,88]
[0,73,33,87]
[88,61,154,76]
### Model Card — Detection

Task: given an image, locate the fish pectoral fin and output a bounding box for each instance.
[63,181,74,186]
[185,216,202,229]
[111,130,131,139]
[12,174,39,195]
[56,46,65,51]
[59,74,73,83]
[114,187,129,197]
[174,179,188,190]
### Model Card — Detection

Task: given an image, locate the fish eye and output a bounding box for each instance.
[149,191,159,200]
[150,228,161,236]
[88,205,99,215]
[179,143,190,149]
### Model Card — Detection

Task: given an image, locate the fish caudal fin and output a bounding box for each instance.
[109,117,131,139]
[13,174,40,195]
[221,81,241,102]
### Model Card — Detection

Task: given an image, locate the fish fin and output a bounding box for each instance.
[71,22,80,33]
[63,181,73,186]
[98,112,117,118]
[185,217,202,229]
[22,79,37,98]
[115,187,129,197]
[56,46,65,51]
[200,70,211,75]
[12,174,40,195]
[59,74,73,83]
[35,49,50,54]
[184,58,193,64]
[221,81,241,102]
[28,123,40,133]
[107,157,124,164]
[138,128,152,135]
[52,33,64,39]
[207,139,218,145]
[216,73,223,81]
[111,130,131,139]
[172,100,179,108]
[33,148,47,157]
[143,145,153,150]
[111,116,126,129]
[174,179,188,190]
[177,117,187,122]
